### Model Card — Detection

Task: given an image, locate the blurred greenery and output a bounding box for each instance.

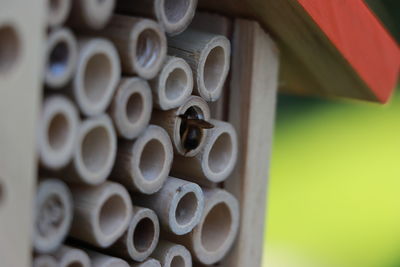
[263,87,400,267]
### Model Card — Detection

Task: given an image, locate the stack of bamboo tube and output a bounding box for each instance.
[34,0,238,266]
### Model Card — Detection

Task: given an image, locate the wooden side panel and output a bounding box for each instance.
[0,1,45,266]
[221,19,279,267]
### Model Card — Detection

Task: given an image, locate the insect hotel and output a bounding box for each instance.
[0,0,398,267]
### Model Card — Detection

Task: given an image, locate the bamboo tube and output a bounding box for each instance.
[171,119,238,185]
[136,177,204,235]
[149,56,193,110]
[111,125,173,194]
[151,96,210,157]
[51,245,91,267]
[109,77,153,140]
[85,250,130,267]
[38,95,79,170]
[33,255,58,267]
[68,0,115,30]
[46,0,71,27]
[107,206,160,262]
[72,37,120,117]
[151,241,192,267]
[175,189,239,265]
[61,114,116,185]
[69,181,133,248]
[45,28,77,89]
[116,0,197,36]
[131,258,161,267]
[99,15,167,79]
[168,30,230,102]
[33,179,73,253]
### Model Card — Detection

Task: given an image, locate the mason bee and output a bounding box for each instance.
[179,107,214,154]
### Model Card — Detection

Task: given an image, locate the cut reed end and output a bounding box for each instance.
[124,207,160,261]
[197,35,230,102]
[47,0,71,27]
[151,56,193,110]
[33,255,58,267]
[74,38,120,116]
[52,246,91,267]
[45,28,77,88]
[158,0,198,35]
[70,182,133,248]
[74,115,116,185]
[191,189,239,265]
[33,179,72,253]
[86,249,130,267]
[131,258,161,267]
[152,241,192,267]
[110,77,153,139]
[39,95,79,170]
[69,0,115,30]
[201,120,238,183]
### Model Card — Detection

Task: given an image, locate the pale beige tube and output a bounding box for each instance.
[149,56,193,110]
[60,114,117,185]
[38,95,79,170]
[51,245,91,267]
[46,0,71,27]
[33,179,73,253]
[100,15,167,79]
[168,30,230,102]
[45,27,77,88]
[33,254,58,267]
[109,77,153,140]
[111,125,173,194]
[151,241,192,267]
[68,0,115,30]
[131,258,161,267]
[69,181,133,248]
[107,206,160,262]
[85,250,130,267]
[171,119,238,185]
[175,188,239,265]
[151,96,210,157]
[72,37,120,116]
[116,0,197,35]
[136,177,204,235]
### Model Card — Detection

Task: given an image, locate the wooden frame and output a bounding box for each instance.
[0,4,278,267]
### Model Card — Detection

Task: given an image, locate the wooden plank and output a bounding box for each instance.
[220,19,279,267]
[0,0,45,266]
[199,0,399,103]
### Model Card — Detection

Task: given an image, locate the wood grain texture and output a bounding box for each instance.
[0,0,45,266]
[199,0,399,103]
[220,19,279,267]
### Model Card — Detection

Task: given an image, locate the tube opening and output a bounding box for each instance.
[175,192,197,226]
[0,24,20,74]
[136,29,161,69]
[68,262,84,267]
[170,255,185,267]
[83,53,112,103]
[81,126,111,173]
[208,132,232,174]
[36,193,65,238]
[99,194,127,236]
[139,139,165,181]
[48,112,70,151]
[201,202,232,252]
[165,67,187,101]
[49,40,69,77]
[49,0,62,14]
[203,46,225,92]
[133,217,155,253]
[126,92,144,125]
[163,0,190,24]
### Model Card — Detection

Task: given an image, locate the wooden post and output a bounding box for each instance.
[221,19,279,267]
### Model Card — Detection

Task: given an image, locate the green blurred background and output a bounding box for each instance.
[263,87,400,267]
